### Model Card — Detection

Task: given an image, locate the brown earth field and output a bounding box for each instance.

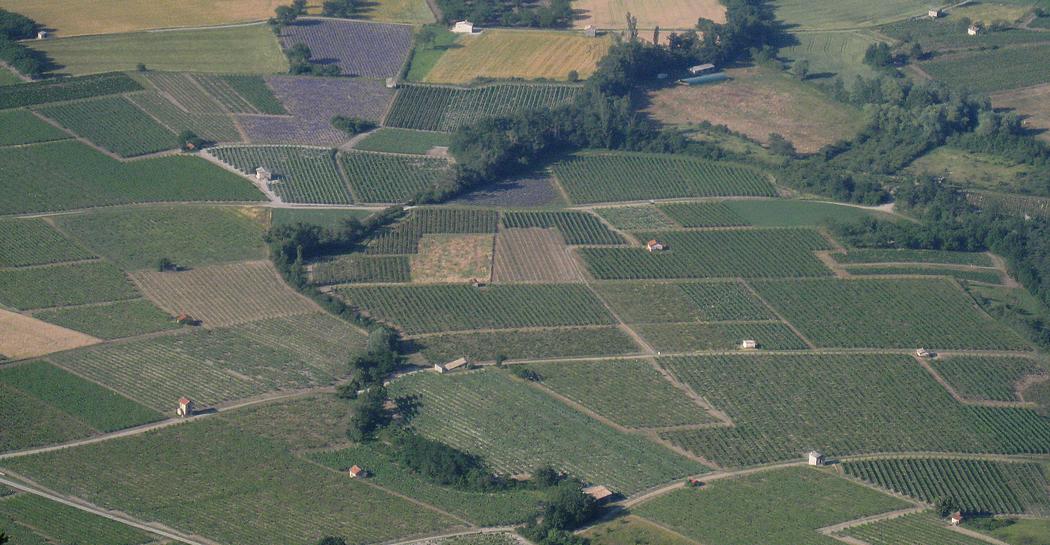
[410,234,495,283]
[993,83,1050,143]
[644,67,866,153]
[492,228,586,283]
[0,309,100,360]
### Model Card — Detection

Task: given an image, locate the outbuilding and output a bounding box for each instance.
[915,348,932,358]
[584,25,597,37]
[583,485,614,503]
[175,313,197,326]
[348,465,368,478]
[435,357,468,374]
[968,24,980,36]
[950,511,964,526]
[452,20,475,34]
[808,451,825,466]
[740,339,758,350]
[36,30,48,40]
[928,8,942,18]
[256,167,272,182]
[647,240,665,252]
[176,397,194,417]
[688,63,716,75]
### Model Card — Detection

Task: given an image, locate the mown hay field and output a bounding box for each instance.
[0,309,100,360]
[573,0,726,29]
[424,30,611,84]
[776,29,879,80]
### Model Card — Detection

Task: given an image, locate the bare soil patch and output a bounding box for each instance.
[0,309,100,360]
[492,228,585,283]
[410,234,495,283]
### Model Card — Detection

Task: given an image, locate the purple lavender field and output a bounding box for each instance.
[239,77,393,146]
[279,19,413,78]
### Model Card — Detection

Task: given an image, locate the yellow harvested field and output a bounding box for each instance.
[424,30,611,84]
[573,0,726,29]
[130,261,316,328]
[410,234,494,283]
[0,309,100,360]
[0,0,294,37]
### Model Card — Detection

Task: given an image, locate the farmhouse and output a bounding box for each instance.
[968,24,980,36]
[348,465,368,478]
[584,25,597,38]
[452,20,475,34]
[435,357,468,373]
[255,167,272,182]
[808,451,826,466]
[950,511,964,526]
[928,8,942,18]
[740,339,758,350]
[176,397,194,417]
[647,240,666,252]
[583,485,615,503]
[688,63,715,75]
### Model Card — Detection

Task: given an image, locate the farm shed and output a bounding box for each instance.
[452,21,475,34]
[255,167,272,182]
[807,451,825,466]
[584,25,597,38]
[176,397,194,417]
[435,357,468,373]
[928,8,942,18]
[740,339,758,350]
[348,465,368,478]
[583,485,615,503]
[915,348,932,358]
[968,25,980,36]
[950,511,963,525]
[37,30,48,40]
[688,63,715,75]
[679,73,729,86]
[646,240,665,252]
[174,313,197,326]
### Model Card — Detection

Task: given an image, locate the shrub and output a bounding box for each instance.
[331,116,376,135]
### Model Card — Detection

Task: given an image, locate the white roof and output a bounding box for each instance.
[690,63,715,71]
[444,357,467,370]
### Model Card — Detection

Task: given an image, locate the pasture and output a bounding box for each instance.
[906,146,1040,194]
[0,218,94,268]
[423,30,611,84]
[0,492,159,545]
[581,229,833,279]
[525,359,717,428]
[0,261,138,310]
[752,278,1029,349]
[492,228,585,283]
[410,234,494,282]
[336,284,614,333]
[35,95,178,157]
[312,255,412,284]
[922,44,1050,94]
[3,420,458,545]
[33,299,180,339]
[54,206,266,270]
[573,0,726,29]
[501,211,625,245]
[550,152,775,203]
[0,309,100,360]
[0,72,141,109]
[594,281,775,323]
[213,146,353,204]
[635,322,807,352]
[340,151,449,203]
[388,369,706,494]
[30,24,287,75]
[659,353,1050,466]
[634,467,908,545]
[52,312,365,411]
[842,458,1050,515]
[353,128,450,154]
[838,511,998,545]
[772,0,929,30]
[130,261,316,328]
[0,109,70,146]
[931,356,1044,402]
[278,19,412,79]
[646,67,864,153]
[385,83,580,132]
[412,327,640,362]
[776,30,879,80]
[0,140,262,215]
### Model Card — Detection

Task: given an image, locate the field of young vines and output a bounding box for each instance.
[0,261,139,310]
[413,327,639,363]
[339,151,448,203]
[837,511,994,545]
[144,72,225,113]
[0,72,141,110]
[128,92,241,143]
[384,83,581,132]
[501,211,625,245]
[833,249,994,266]
[596,206,680,230]
[35,96,177,157]
[0,218,95,268]
[844,266,1004,284]
[0,493,159,545]
[594,281,775,323]
[931,356,1044,402]
[212,146,352,204]
[34,299,181,340]
[312,255,411,285]
[658,202,748,227]
[842,458,1050,515]
[551,152,775,204]
[366,208,499,255]
[0,109,70,146]
[922,44,1050,94]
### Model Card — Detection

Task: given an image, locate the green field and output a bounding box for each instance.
[843,458,1050,515]
[635,322,808,352]
[658,202,748,227]
[753,278,1029,349]
[54,206,266,270]
[883,19,1050,51]
[772,0,929,30]
[834,249,994,266]
[337,284,615,334]
[776,30,879,80]
[413,327,640,362]
[30,24,288,75]
[0,493,159,545]
[213,146,351,204]
[354,128,450,154]
[0,261,138,310]
[595,206,679,230]
[128,92,241,143]
[584,516,698,545]
[3,420,456,545]
[0,109,70,146]
[581,229,833,279]
[552,152,775,204]
[906,147,1041,194]
[0,72,141,109]
[524,359,717,428]
[35,95,177,157]
[0,218,94,267]
[594,281,775,323]
[34,299,181,339]
[312,255,412,284]
[932,356,1043,402]
[844,265,1004,284]
[501,211,625,245]
[270,208,375,229]
[658,354,1050,466]
[0,383,94,452]
[0,140,262,215]
[839,511,997,545]
[339,151,449,203]
[385,83,581,132]
[723,199,894,226]
[388,369,705,494]
[634,467,909,545]
[973,518,1050,545]
[922,44,1050,94]
[0,66,21,85]
[212,75,287,114]
[52,313,365,411]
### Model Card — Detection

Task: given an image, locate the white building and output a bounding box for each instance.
[36,30,48,40]
[808,451,826,466]
[688,63,716,76]
[435,357,468,373]
[256,167,272,182]
[584,25,597,37]
[968,24,980,36]
[928,8,942,18]
[740,339,758,350]
[452,20,475,34]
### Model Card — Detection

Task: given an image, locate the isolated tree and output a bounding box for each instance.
[863,42,893,68]
[652,25,660,45]
[625,12,638,42]
[272,5,300,27]
[909,42,924,61]
[291,0,308,16]
[567,69,579,82]
[768,133,797,157]
[316,537,347,545]
[792,59,810,80]
[934,496,959,517]
[157,257,175,272]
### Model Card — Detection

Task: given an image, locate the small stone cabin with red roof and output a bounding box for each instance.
[646,240,665,252]
[348,465,368,478]
[950,511,963,526]
[176,397,194,417]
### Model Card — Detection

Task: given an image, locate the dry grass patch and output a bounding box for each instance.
[0,309,99,360]
[993,84,1050,143]
[410,234,494,283]
[645,67,865,153]
[573,0,726,29]
[424,30,611,84]
[130,260,315,328]
[493,228,585,283]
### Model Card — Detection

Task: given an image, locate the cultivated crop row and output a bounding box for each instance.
[492,228,584,282]
[551,152,775,203]
[385,84,580,132]
[595,281,775,323]
[339,151,448,203]
[635,322,807,353]
[0,492,157,545]
[129,92,241,143]
[213,146,351,204]
[35,96,177,157]
[581,229,833,279]
[832,249,993,267]
[145,72,224,113]
[34,299,181,340]
[842,458,1050,515]
[838,511,992,545]
[0,109,71,146]
[844,266,1003,284]
[279,19,412,78]
[595,206,679,230]
[367,208,499,255]
[658,202,748,227]
[501,211,624,245]
[932,356,1042,403]
[922,43,1050,94]
[1,382,95,452]
[0,218,94,268]
[312,255,410,285]
[0,72,141,110]
[213,75,287,114]
[414,327,638,363]
[336,284,615,333]
[0,261,138,310]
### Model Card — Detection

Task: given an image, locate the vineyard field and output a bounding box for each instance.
[278,19,412,79]
[837,511,996,545]
[596,206,679,230]
[0,383,94,452]
[413,327,640,363]
[842,458,1050,515]
[922,44,1050,94]
[143,72,224,113]
[128,92,241,143]
[0,218,94,268]
[339,151,448,203]
[501,211,625,245]
[752,278,1029,349]
[551,152,775,204]
[213,75,287,114]
[34,299,181,339]
[213,146,352,204]
[130,261,316,328]
[723,199,891,226]
[312,255,411,285]
[594,281,775,323]
[658,354,1050,467]
[844,266,1004,284]
[0,109,70,146]
[581,229,833,279]
[524,359,717,428]
[492,228,584,283]
[931,356,1044,402]
[635,322,808,352]
[3,420,456,545]
[271,208,374,229]
[0,72,141,110]
[384,84,580,132]
[337,284,614,333]
[658,202,748,227]
[52,313,365,411]
[634,468,908,545]
[55,206,267,271]
[882,19,1049,51]
[35,96,177,157]
[366,208,499,255]
[388,370,706,494]
[0,261,138,310]
[833,249,993,267]
[353,128,450,154]
[0,493,159,545]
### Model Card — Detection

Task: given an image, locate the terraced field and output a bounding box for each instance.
[212,146,352,204]
[385,83,581,132]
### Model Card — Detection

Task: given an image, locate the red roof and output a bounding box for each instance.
[648,240,659,245]
[178,397,191,405]
[349,465,364,475]
[951,511,963,520]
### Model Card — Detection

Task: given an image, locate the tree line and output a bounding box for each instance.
[0,9,51,78]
